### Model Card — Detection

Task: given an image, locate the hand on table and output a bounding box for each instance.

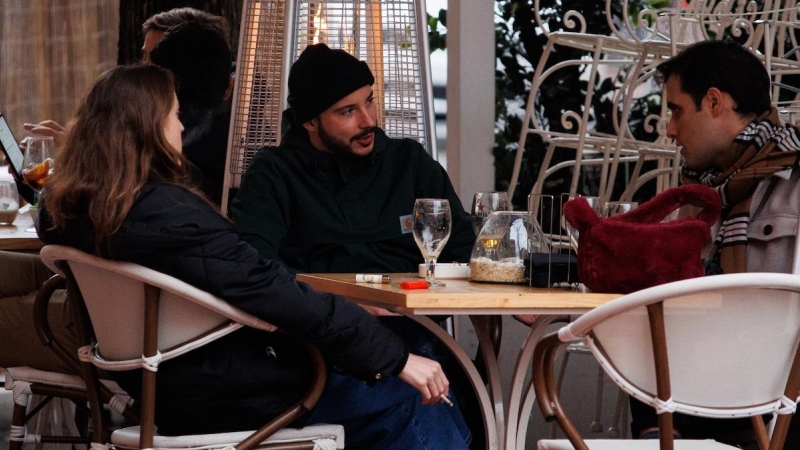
[513,314,539,326]
[398,353,450,406]
[357,303,400,317]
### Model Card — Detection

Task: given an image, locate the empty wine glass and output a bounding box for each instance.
[561,194,604,253]
[603,201,639,217]
[412,198,452,286]
[471,191,509,235]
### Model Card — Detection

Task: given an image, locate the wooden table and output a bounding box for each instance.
[296,273,622,450]
[0,206,42,251]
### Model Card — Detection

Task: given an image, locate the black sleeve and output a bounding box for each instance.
[114,187,410,383]
[16,178,36,205]
[230,150,290,261]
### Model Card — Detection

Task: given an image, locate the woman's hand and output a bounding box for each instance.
[22,120,65,148]
[398,353,449,405]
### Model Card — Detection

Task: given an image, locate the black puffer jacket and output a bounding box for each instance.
[38,183,408,435]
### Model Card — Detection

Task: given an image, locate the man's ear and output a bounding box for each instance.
[705,87,725,116]
[303,117,318,134]
[223,76,234,102]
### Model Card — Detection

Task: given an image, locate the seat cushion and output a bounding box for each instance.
[538,439,739,450]
[111,424,344,449]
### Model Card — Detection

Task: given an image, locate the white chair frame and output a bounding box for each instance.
[533,272,800,450]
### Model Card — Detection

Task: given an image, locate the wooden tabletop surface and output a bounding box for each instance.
[0,207,42,251]
[296,273,622,314]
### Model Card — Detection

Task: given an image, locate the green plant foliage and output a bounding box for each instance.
[427,9,447,52]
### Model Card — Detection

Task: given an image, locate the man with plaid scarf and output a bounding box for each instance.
[632,40,800,449]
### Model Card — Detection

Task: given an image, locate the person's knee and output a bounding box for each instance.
[0,288,76,372]
[0,251,53,297]
[385,395,471,450]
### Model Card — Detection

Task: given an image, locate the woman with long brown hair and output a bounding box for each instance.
[38,65,471,448]
[43,64,187,255]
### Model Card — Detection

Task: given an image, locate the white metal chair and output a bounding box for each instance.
[39,245,344,450]
[532,272,800,450]
[510,0,800,203]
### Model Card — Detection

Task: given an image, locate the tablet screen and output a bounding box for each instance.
[0,115,23,177]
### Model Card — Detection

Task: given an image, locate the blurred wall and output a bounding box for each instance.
[0,0,119,137]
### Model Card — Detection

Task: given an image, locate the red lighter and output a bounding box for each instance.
[399,280,431,289]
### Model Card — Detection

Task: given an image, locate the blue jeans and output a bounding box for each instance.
[305,369,472,450]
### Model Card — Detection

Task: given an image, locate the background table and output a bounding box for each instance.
[0,207,42,251]
[296,273,622,450]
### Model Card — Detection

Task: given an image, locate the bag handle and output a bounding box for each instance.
[562,185,721,233]
[562,197,601,233]
[612,184,720,227]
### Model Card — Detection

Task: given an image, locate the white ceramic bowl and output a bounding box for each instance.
[418,263,470,279]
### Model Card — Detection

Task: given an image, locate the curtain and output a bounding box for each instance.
[0,0,119,136]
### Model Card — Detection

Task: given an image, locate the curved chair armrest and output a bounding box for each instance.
[236,340,328,450]
[41,245,277,333]
[33,275,82,375]
[532,331,589,450]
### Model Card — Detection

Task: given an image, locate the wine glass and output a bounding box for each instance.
[0,180,19,225]
[471,191,509,235]
[21,136,55,200]
[603,201,639,217]
[412,198,452,286]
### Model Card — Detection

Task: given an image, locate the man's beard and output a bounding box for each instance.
[318,119,375,157]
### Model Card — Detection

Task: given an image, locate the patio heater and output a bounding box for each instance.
[222,0,437,212]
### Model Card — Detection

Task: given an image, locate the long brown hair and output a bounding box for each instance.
[44,64,191,253]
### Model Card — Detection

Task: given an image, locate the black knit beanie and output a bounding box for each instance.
[287,43,375,124]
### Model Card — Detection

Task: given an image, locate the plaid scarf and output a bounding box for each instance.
[682,107,800,273]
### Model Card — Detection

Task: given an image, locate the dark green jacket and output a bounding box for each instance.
[231,125,475,273]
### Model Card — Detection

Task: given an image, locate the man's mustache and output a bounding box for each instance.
[351,127,376,142]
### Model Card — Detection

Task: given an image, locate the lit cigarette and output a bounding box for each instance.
[355,274,391,284]
[439,394,453,407]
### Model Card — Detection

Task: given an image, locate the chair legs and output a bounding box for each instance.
[548,350,629,440]
[5,372,95,449]
[9,393,87,450]
[607,388,629,438]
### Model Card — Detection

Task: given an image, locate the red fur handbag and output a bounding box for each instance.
[563,185,721,294]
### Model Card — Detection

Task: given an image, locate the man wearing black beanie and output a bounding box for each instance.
[231,44,477,449]
[233,43,474,273]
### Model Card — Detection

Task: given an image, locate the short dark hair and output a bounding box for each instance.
[150,23,232,108]
[655,40,771,116]
[142,7,231,51]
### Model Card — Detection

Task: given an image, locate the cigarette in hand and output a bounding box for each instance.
[439,394,453,407]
